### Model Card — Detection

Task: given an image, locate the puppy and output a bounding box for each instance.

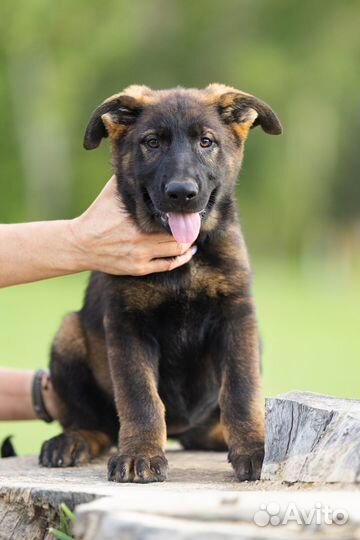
[39,84,282,483]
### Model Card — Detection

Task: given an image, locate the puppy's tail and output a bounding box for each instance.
[1,435,17,458]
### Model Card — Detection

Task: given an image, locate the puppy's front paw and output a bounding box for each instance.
[108,452,168,483]
[39,432,91,467]
[39,430,110,467]
[228,446,264,481]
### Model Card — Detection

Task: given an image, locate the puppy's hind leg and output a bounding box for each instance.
[39,313,118,468]
[179,408,228,451]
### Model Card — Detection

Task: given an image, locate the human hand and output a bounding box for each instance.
[70,176,196,276]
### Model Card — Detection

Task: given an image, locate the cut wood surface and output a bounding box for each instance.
[262,391,360,483]
[1,391,360,539]
[0,450,358,540]
[74,491,360,540]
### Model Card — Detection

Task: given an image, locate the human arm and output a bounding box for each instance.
[0,368,59,421]
[0,177,195,288]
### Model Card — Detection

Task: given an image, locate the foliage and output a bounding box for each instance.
[49,503,75,540]
[0,0,359,257]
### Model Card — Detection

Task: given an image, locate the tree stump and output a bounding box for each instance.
[0,450,253,539]
[262,391,360,483]
[74,490,360,539]
[1,393,360,539]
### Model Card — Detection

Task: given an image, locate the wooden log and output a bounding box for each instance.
[1,449,357,539]
[0,450,247,540]
[261,391,360,483]
[1,392,360,539]
[74,491,360,539]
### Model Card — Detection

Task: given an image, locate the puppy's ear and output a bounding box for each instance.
[83,95,142,150]
[207,84,282,140]
[84,86,154,150]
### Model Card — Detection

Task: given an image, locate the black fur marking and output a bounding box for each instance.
[51,354,119,442]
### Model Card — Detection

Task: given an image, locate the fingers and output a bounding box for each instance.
[142,246,197,275]
[144,240,191,259]
[85,176,198,277]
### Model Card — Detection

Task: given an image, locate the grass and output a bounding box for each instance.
[49,503,75,540]
[1,257,359,456]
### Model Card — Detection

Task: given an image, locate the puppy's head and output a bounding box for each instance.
[84,84,282,243]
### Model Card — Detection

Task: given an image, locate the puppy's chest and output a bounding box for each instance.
[122,260,234,313]
[188,261,233,298]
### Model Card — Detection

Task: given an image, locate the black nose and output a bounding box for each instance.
[165,181,199,202]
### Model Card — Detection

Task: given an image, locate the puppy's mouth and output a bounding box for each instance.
[143,188,218,244]
[159,212,203,244]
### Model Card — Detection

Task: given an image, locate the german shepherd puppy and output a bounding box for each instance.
[39,84,282,483]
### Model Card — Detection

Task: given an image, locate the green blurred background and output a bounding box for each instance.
[0,0,359,455]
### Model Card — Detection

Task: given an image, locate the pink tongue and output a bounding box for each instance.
[168,212,201,244]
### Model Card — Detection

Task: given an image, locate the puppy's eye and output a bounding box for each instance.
[200,137,213,148]
[145,137,160,149]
